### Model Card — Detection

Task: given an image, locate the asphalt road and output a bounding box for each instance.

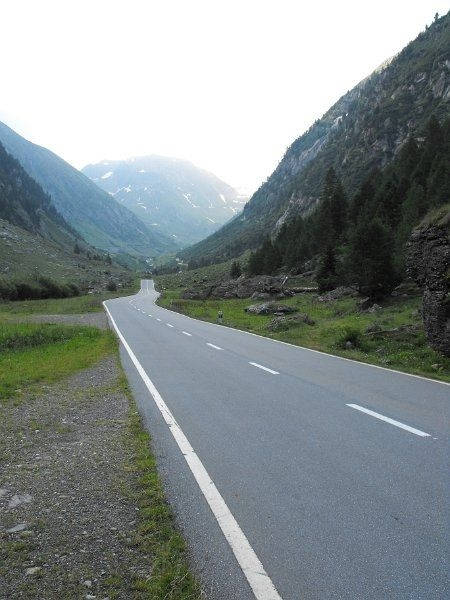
[104,280,449,600]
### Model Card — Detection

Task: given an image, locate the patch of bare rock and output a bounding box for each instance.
[182,275,318,300]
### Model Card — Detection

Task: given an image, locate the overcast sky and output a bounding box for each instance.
[1,1,448,194]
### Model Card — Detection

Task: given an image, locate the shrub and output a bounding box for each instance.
[335,326,367,350]
[107,280,118,292]
[15,282,43,300]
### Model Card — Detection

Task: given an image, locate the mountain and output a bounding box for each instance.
[0,141,131,290]
[0,121,177,258]
[82,156,246,246]
[181,13,449,264]
[0,140,79,251]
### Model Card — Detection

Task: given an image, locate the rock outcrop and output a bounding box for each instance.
[182,275,299,300]
[266,313,315,331]
[407,206,449,356]
[244,302,297,315]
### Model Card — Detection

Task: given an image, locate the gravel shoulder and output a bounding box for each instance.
[0,313,202,600]
[17,312,109,330]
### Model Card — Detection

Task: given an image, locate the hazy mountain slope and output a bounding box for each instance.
[181,13,449,263]
[0,145,131,288]
[82,156,246,246]
[0,140,80,251]
[0,218,131,288]
[0,121,177,257]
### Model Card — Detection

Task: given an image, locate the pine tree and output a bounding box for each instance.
[230,260,242,279]
[316,168,347,248]
[316,246,338,292]
[247,251,264,275]
[347,217,397,298]
[74,242,81,254]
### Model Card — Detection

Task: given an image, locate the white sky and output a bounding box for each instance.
[1,1,448,195]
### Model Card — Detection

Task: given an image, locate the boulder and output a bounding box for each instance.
[367,303,382,313]
[357,297,372,310]
[317,286,358,302]
[391,279,421,297]
[266,313,315,331]
[210,275,287,299]
[244,302,297,315]
[288,286,318,294]
[250,291,272,300]
[407,207,449,356]
[365,323,382,334]
[181,286,213,300]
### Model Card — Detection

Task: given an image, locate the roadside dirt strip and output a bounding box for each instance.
[0,313,182,600]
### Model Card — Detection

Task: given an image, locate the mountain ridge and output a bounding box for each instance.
[180,12,449,264]
[82,155,246,246]
[0,121,177,258]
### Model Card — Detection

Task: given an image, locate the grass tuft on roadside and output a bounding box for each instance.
[0,282,139,316]
[0,323,115,400]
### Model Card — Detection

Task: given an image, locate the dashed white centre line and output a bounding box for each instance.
[156,318,161,322]
[249,362,279,375]
[207,343,222,350]
[182,331,192,336]
[346,404,431,437]
[167,323,174,328]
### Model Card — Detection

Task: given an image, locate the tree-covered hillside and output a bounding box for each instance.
[181,12,449,264]
[0,141,79,248]
[247,116,449,298]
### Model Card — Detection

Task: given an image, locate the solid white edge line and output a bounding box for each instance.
[103,302,283,600]
[182,331,192,336]
[206,342,222,350]
[249,362,280,375]
[346,404,431,437]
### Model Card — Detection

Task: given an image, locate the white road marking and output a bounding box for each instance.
[156,318,161,322]
[249,362,279,375]
[182,331,192,336]
[346,404,431,437]
[103,303,283,600]
[167,323,174,328]
[207,343,222,350]
[148,314,153,317]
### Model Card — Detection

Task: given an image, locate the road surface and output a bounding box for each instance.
[104,280,448,600]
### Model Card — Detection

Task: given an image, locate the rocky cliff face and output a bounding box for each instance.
[407,206,450,356]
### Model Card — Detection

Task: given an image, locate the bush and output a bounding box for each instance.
[0,278,82,303]
[107,280,118,292]
[15,282,43,300]
[335,326,367,350]
[0,279,18,301]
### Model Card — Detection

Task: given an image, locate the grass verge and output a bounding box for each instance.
[156,288,450,382]
[0,323,115,400]
[0,282,139,316]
